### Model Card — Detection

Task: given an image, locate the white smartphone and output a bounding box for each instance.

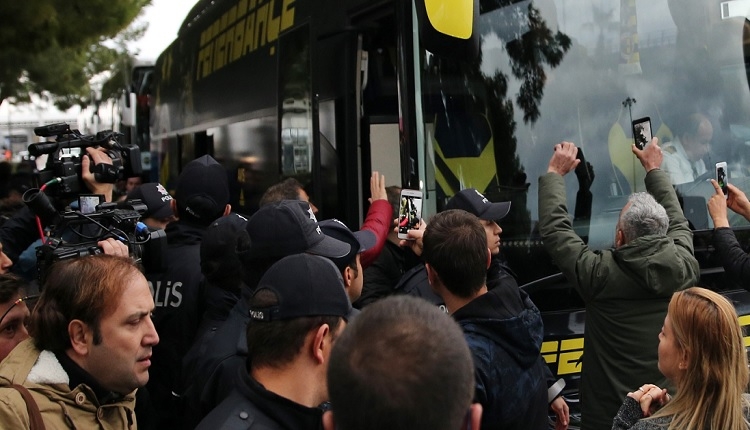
[397,189,423,240]
[716,161,728,198]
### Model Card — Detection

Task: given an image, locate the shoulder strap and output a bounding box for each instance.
[11,384,46,430]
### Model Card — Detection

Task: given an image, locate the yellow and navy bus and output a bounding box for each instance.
[147,0,750,427]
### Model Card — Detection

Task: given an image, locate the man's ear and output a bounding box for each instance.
[615,228,625,248]
[311,324,330,365]
[322,410,336,430]
[68,319,92,357]
[461,403,483,430]
[343,266,355,289]
[223,204,232,216]
[170,199,179,216]
[425,263,438,287]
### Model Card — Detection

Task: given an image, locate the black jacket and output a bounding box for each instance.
[195,370,325,430]
[145,220,208,428]
[394,257,520,311]
[453,287,549,430]
[354,241,419,308]
[181,284,252,429]
[0,206,37,262]
[713,227,750,286]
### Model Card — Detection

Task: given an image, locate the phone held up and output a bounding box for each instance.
[632,117,652,150]
[716,161,729,198]
[398,189,423,240]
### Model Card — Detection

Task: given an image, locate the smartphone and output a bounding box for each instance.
[632,117,652,150]
[575,147,591,184]
[398,189,423,240]
[716,162,729,198]
[78,194,104,215]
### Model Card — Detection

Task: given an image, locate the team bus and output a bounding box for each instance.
[149,0,750,426]
[118,60,155,175]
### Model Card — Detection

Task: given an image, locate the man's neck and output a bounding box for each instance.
[443,285,488,314]
[251,362,324,408]
[59,350,121,402]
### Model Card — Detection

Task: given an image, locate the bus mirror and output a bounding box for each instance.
[416,0,480,61]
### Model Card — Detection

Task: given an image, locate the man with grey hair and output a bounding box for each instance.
[538,138,699,430]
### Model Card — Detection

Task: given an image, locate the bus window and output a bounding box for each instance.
[417,0,750,284]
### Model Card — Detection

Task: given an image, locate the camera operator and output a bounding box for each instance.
[0,147,126,270]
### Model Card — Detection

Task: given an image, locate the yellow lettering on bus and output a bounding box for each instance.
[541,340,558,365]
[541,337,584,376]
[266,0,281,44]
[195,0,296,80]
[255,1,270,48]
[220,12,228,35]
[243,11,257,55]
[198,46,213,79]
[228,5,237,24]
[280,0,295,32]
[739,315,750,347]
[232,19,246,62]
[214,32,226,70]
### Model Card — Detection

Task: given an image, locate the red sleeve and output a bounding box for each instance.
[359,199,392,268]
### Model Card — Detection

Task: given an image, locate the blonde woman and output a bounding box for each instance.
[612,287,750,429]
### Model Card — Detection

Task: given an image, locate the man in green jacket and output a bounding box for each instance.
[538,138,699,430]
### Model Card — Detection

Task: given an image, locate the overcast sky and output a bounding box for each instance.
[130,0,198,61]
[0,0,198,121]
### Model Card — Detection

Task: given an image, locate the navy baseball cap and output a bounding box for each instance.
[201,213,251,278]
[175,155,230,225]
[319,219,376,271]
[446,188,511,221]
[127,182,174,220]
[246,200,350,259]
[248,254,354,322]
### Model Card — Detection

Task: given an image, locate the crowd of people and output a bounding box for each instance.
[0,133,747,430]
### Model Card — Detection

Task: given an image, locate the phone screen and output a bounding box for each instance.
[716,162,728,197]
[632,117,652,150]
[398,192,423,238]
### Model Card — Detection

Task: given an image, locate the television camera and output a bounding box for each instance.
[22,124,165,283]
[29,122,141,200]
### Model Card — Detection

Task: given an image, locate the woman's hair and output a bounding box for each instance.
[650,287,749,429]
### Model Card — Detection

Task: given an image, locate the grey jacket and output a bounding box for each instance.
[538,168,699,430]
[611,394,750,429]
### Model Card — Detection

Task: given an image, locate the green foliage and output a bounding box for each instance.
[0,0,151,108]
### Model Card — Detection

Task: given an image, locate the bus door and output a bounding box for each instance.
[356,9,402,197]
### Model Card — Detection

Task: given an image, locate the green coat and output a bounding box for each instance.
[538,168,699,430]
[0,339,136,429]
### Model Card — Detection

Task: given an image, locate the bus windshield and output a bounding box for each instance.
[418,0,750,285]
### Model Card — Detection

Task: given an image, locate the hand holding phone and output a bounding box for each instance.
[716,162,729,198]
[398,189,423,240]
[632,117,652,150]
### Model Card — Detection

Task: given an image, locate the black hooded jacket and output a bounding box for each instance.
[452,286,549,430]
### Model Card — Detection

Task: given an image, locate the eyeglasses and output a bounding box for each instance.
[0,295,40,327]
